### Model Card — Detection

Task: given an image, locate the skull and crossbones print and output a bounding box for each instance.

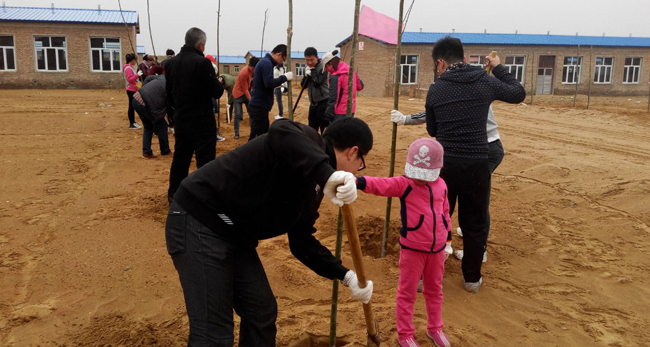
[413,145,431,166]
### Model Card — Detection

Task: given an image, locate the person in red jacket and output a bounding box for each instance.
[232,57,259,139]
[357,138,453,347]
[322,50,364,123]
[123,53,142,130]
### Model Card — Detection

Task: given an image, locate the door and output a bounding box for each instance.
[536,55,555,95]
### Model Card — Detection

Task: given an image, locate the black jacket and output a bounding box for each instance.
[160,56,173,74]
[426,64,525,160]
[140,75,167,122]
[165,45,224,135]
[174,120,348,280]
[249,53,288,111]
[300,60,329,104]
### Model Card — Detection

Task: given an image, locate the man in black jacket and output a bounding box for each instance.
[165,27,224,202]
[166,117,374,346]
[301,47,330,134]
[248,44,294,141]
[425,36,526,293]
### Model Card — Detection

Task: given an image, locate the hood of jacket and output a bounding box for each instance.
[438,64,486,84]
[332,60,350,76]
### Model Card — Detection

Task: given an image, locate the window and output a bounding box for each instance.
[223,65,230,74]
[623,58,641,84]
[234,65,240,73]
[0,35,16,71]
[468,55,486,68]
[594,57,613,84]
[34,36,67,71]
[90,37,121,72]
[505,56,525,84]
[562,56,582,84]
[295,63,306,76]
[400,55,418,84]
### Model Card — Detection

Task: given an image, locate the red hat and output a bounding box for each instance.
[206,54,216,64]
[405,138,444,181]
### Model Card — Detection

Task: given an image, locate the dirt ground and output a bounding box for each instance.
[1,88,649,347]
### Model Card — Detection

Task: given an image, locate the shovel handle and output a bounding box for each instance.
[485,51,498,75]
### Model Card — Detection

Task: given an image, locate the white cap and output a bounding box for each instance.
[321,50,339,72]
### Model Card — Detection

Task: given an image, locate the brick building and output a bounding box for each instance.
[212,55,246,76]
[245,50,325,83]
[337,32,650,98]
[0,5,139,89]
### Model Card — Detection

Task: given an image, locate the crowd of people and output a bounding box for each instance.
[123,27,525,347]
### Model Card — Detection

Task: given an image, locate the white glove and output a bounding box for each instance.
[390,110,406,125]
[305,68,312,77]
[445,241,453,260]
[280,86,285,93]
[343,270,373,304]
[323,171,357,207]
[137,70,143,77]
[284,71,294,81]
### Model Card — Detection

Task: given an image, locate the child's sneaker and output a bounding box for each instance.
[426,329,451,347]
[398,337,420,347]
[456,227,463,237]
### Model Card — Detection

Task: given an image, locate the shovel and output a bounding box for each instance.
[485,51,498,75]
[292,76,310,114]
[341,204,381,347]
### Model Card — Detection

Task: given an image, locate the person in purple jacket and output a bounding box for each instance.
[357,138,453,347]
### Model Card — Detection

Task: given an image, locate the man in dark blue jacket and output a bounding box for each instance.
[425,36,525,293]
[166,27,224,203]
[248,44,294,141]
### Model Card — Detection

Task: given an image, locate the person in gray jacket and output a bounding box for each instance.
[301,47,330,134]
[132,66,172,158]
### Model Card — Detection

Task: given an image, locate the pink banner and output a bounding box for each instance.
[358,5,402,45]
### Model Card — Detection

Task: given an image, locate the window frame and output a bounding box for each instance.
[89,37,122,73]
[400,54,418,85]
[593,56,614,84]
[33,35,69,72]
[504,55,526,84]
[623,57,642,84]
[223,65,230,74]
[0,34,17,72]
[295,62,306,77]
[468,55,486,68]
[561,56,582,84]
[234,65,240,73]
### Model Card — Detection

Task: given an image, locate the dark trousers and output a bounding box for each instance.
[132,99,171,155]
[167,107,175,127]
[308,100,329,134]
[126,90,136,125]
[440,157,490,283]
[166,201,278,346]
[331,113,354,123]
[486,139,505,239]
[168,131,216,202]
[248,105,269,142]
[274,88,283,117]
[233,96,249,137]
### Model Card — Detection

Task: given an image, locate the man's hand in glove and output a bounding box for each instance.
[323,171,357,207]
[390,110,406,125]
[342,270,373,304]
[284,72,294,81]
[305,68,312,77]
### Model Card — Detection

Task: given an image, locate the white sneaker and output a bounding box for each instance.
[274,115,283,120]
[217,134,226,142]
[464,277,483,293]
[417,279,423,293]
[454,250,487,263]
[129,123,142,129]
[457,227,463,237]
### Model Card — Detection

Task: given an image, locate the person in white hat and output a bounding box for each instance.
[322,50,364,123]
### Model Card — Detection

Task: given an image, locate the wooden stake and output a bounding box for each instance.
[381,0,405,258]
[530,54,535,106]
[260,9,269,57]
[587,45,594,109]
[574,45,580,107]
[345,0,361,118]
[286,0,293,121]
[329,210,344,347]
[216,3,221,129]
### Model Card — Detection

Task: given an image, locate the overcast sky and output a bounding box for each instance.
[15,0,650,56]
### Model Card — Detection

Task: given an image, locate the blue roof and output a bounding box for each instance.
[338,32,650,48]
[0,6,138,25]
[248,50,326,59]
[208,55,246,64]
[137,46,146,54]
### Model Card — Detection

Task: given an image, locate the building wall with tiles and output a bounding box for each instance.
[0,21,137,89]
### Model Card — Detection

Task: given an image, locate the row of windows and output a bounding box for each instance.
[398,53,646,86]
[1,34,124,72]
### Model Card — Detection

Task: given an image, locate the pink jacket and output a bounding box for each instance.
[358,175,451,253]
[327,60,364,116]
[123,64,138,92]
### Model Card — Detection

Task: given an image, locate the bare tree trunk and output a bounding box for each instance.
[216,2,221,130]
[261,9,269,56]
[286,0,293,121]
[345,0,361,117]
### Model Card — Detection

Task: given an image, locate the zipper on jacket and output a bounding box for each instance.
[428,184,436,252]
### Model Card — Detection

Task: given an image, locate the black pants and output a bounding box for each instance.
[248,105,269,142]
[167,107,175,127]
[168,131,216,202]
[486,139,505,239]
[132,99,171,155]
[126,90,136,125]
[308,100,329,134]
[166,201,277,346]
[441,157,490,283]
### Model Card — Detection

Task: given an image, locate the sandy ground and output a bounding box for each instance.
[0,88,649,347]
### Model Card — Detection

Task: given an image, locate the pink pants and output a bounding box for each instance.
[396,248,446,340]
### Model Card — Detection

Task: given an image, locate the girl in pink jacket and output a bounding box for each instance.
[123,53,141,129]
[357,138,452,347]
[322,50,364,123]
